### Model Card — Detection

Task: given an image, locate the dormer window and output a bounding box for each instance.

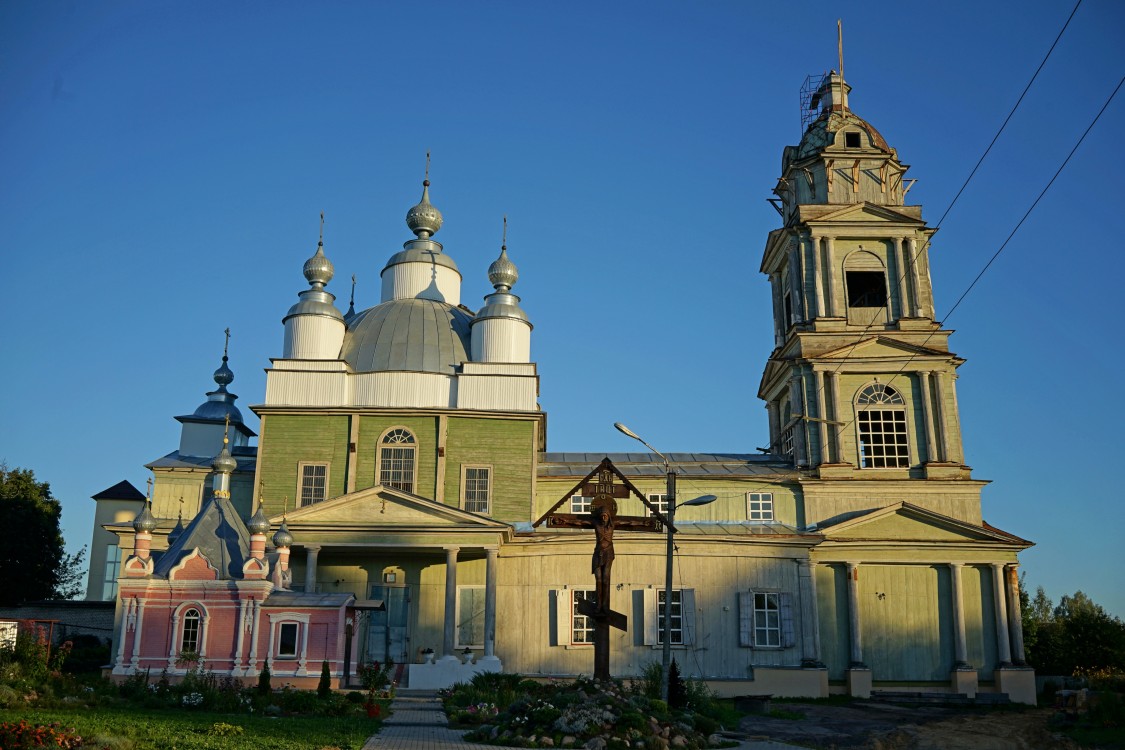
[844,131,861,148]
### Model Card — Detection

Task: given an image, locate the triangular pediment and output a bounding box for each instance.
[271,485,510,530]
[806,202,924,225]
[815,336,949,361]
[819,502,1020,544]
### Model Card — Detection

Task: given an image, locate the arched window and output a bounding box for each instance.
[181,607,201,653]
[855,383,909,468]
[379,428,416,492]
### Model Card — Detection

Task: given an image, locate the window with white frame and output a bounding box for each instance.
[462,466,491,514]
[570,589,596,645]
[103,544,122,599]
[298,462,329,506]
[738,591,795,648]
[379,428,416,492]
[746,493,774,521]
[180,607,201,653]
[277,622,299,658]
[456,586,486,648]
[570,494,592,514]
[855,383,909,468]
[642,588,695,646]
[646,493,669,517]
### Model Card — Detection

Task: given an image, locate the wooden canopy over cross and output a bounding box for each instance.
[533,457,673,680]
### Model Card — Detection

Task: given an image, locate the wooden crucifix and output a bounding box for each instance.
[533,457,673,680]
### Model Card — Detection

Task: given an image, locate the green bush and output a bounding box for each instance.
[257,663,272,694]
[318,660,332,698]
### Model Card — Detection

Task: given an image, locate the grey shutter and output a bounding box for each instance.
[552,590,567,647]
[682,589,697,647]
[780,592,796,648]
[738,591,754,647]
[643,588,659,645]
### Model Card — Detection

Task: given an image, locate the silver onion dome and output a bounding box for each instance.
[133,503,158,533]
[488,246,519,292]
[213,356,234,387]
[303,242,335,288]
[247,506,270,535]
[406,180,443,238]
[272,522,293,548]
[212,446,237,474]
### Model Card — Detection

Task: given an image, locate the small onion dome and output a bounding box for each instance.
[133,503,157,533]
[212,446,238,474]
[247,506,270,535]
[405,181,443,238]
[303,241,335,288]
[213,355,234,387]
[272,522,293,548]
[488,246,519,292]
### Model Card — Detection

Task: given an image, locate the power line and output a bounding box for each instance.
[934,0,1082,229]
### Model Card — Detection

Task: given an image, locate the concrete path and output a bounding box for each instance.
[362,692,802,750]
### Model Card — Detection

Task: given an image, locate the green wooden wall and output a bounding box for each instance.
[444,417,535,520]
[258,414,350,515]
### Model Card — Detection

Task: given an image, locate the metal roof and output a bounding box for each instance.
[91,480,145,502]
[147,449,257,472]
[342,298,473,375]
[265,591,355,608]
[152,494,251,579]
[538,452,792,479]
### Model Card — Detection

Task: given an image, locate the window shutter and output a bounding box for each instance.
[552,590,567,647]
[780,592,796,648]
[682,589,697,647]
[738,591,753,647]
[642,588,659,646]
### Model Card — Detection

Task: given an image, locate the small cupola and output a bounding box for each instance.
[471,217,532,363]
[380,155,463,305]
[282,213,346,359]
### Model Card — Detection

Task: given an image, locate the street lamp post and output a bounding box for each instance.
[614,422,716,703]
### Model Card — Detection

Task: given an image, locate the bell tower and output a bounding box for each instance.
[758,67,978,521]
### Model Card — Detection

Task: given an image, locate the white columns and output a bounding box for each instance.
[787,243,804,324]
[949,374,966,464]
[797,559,822,666]
[846,562,864,667]
[298,618,310,674]
[949,563,970,668]
[443,546,460,657]
[906,237,924,317]
[233,600,247,675]
[114,598,132,672]
[767,402,781,452]
[770,273,785,346]
[829,372,844,462]
[932,372,953,462]
[1006,564,1026,665]
[304,545,321,594]
[168,612,180,669]
[809,235,825,318]
[824,235,839,316]
[789,373,807,466]
[130,598,145,671]
[247,599,261,675]
[918,371,938,463]
[991,563,1012,666]
[484,548,498,658]
[893,237,908,319]
[815,370,830,465]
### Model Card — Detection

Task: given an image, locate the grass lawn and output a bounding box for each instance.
[0,706,379,750]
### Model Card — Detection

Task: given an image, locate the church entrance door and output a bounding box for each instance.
[367,585,409,664]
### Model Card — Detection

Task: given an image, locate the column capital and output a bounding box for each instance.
[443,545,461,554]
[303,545,322,553]
[948,561,964,569]
[484,546,499,557]
[990,561,1006,571]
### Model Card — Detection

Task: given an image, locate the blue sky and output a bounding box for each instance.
[1,1,1122,617]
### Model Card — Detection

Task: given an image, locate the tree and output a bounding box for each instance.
[1022,583,1125,676]
[0,464,72,606]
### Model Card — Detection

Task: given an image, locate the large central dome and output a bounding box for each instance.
[341,298,473,374]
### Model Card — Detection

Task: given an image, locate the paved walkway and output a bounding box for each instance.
[362,692,801,750]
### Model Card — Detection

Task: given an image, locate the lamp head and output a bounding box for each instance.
[614,422,641,440]
[682,494,718,507]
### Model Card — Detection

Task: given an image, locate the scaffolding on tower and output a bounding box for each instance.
[799,72,830,132]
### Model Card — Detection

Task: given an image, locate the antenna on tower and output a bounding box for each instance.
[837,19,847,113]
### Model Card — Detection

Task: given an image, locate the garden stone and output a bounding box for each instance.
[707,734,724,747]
[562,736,576,746]
[670,735,687,747]
[652,736,669,750]
[584,737,607,750]
[541,738,555,746]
